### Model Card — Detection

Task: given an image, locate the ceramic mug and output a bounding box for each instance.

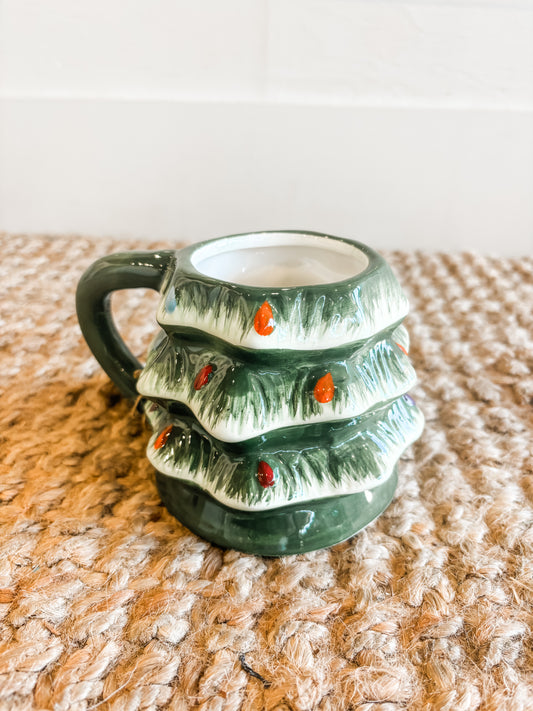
[76,231,423,555]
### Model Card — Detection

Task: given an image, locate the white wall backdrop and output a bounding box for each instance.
[1,0,532,253]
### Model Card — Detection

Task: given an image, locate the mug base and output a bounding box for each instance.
[154,466,398,556]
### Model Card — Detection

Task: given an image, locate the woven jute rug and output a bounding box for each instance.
[1,234,532,711]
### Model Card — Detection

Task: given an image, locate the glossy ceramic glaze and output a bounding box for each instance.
[76,231,424,555]
[154,467,399,556]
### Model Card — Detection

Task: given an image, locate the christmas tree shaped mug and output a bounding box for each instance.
[77,231,424,555]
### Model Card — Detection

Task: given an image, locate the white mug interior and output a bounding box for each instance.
[191,232,369,288]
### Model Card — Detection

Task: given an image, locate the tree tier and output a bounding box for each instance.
[145,394,424,511]
[158,250,408,350]
[138,325,414,442]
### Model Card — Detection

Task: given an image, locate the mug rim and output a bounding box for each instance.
[177,230,380,291]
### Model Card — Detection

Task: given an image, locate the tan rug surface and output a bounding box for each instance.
[1,234,533,710]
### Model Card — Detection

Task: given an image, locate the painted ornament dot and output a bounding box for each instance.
[154,425,173,449]
[194,364,213,391]
[314,372,335,403]
[396,342,409,356]
[254,301,275,336]
[257,460,275,488]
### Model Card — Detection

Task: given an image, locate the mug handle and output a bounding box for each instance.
[76,250,175,401]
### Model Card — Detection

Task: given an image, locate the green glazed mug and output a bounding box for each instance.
[76,231,423,555]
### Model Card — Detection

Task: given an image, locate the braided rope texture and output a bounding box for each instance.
[1,234,532,710]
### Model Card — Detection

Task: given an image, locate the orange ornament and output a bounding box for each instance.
[194,364,213,390]
[257,460,275,488]
[395,342,409,356]
[154,425,173,449]
[254,301,275,336]
[314,372,335,403]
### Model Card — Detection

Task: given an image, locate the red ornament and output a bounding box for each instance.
[194,364,213,390]
[314,372,335,403]
[154,425,173,449]
[257,460,275,488]
[395,342,409,356]
[254,301,275,336]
